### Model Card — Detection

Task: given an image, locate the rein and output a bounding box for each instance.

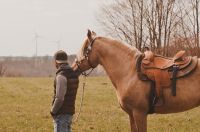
[73,76,86,123]
[72,71,94,123]
[75,59,95,76]
[72,37,97,123]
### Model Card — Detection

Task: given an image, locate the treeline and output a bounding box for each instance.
[97,0,200,56]
[0,55,105,77]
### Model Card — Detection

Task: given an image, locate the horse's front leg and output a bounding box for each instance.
[129,110,147,132]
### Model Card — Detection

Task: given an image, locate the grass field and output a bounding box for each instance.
[0,77,200,132]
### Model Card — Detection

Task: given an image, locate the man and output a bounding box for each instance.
[51,50,79,132]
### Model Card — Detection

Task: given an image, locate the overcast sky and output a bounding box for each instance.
[0,0,107,56]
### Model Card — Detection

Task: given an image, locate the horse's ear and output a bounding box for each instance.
[87,29,92,42]
[92,31,96,36]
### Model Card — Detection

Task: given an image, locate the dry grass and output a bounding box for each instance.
[0,77,200,132]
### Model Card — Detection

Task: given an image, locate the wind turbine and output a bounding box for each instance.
[52,39,61,51]
[49,35,62,51]
[34,32,43,57]
[33,32,43,66]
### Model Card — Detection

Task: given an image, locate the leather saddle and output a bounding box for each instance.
[137,50,198,108]
[141,51,198,78]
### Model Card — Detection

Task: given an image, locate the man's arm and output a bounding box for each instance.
[51,75,67,115]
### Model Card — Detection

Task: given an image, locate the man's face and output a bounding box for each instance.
[54,60,59,69]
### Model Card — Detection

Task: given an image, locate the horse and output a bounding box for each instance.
[72,30,200,132]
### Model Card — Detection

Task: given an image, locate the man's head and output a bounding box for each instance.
[54,50,68,68]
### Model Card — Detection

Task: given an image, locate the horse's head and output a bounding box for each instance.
[72,29,99,75]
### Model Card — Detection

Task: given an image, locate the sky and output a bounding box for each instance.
[0,0,107,56]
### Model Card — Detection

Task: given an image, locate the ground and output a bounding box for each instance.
[0,77,200,132]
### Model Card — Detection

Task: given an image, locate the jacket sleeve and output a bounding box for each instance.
[51,74,67,115]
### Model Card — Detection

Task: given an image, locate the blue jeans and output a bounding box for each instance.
[53,114,73,132]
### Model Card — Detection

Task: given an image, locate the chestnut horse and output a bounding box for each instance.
[72,30,200,132]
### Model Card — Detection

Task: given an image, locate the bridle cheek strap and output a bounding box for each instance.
[87,37,97,51]
[75,37,97,76]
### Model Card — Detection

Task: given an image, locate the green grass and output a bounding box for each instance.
[0,77,200,132]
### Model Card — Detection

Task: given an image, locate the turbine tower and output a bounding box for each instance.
[50,35,62,51]
[51,39,61,51]
[34,32,42,57]
[34,32,43,66]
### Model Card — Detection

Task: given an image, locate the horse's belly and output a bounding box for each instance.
[154,71,200,114]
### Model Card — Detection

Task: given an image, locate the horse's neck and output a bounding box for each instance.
[96,39,140,88]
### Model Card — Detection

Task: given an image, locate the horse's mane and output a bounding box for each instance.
[99,37,140,56]
[76,36,140,60]
[76,38,88,60]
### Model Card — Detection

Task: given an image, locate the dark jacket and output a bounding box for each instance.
[52,64,79,115]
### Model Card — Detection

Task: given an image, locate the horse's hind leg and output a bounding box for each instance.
[129,110,147,132]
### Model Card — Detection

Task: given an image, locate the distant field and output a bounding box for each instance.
[0,77,200,132]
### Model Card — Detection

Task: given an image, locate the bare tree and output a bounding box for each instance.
[144,0,177,54]
[192,0,200,56]
[97,0,200,56]
[97,0,146,50]
[97,0,180,55]
[0,62,6,77]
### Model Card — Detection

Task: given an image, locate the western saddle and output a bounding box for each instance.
[137,50,198,110]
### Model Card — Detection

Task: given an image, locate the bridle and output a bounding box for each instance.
[72,37,97,123]
[75,37,97,76]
